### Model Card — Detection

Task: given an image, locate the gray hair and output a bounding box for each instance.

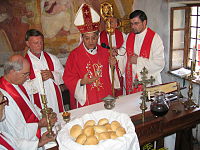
[4,59,23,75]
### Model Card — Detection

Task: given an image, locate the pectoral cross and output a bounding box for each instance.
[133,67,155,123]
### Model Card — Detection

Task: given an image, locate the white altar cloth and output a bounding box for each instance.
[57,92,150,124]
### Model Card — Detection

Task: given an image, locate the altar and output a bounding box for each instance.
[47,92,200,150]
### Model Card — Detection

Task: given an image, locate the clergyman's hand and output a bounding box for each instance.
[41,69,54,81]
[38,131,55,147]
[38,115,57,128]
[80,73,98,85]
[109,56,117,66]
[111,47,118,57]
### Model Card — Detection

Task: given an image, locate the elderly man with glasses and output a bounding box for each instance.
[0,55,56,150]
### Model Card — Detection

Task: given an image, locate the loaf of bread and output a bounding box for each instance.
[104,123,112,131]
[70,124,82,139]
[84,136,99,145]
[75,134,87,144]
[109,131,118,139]
[70,118,127,145]
[98,118,109,125]
[111,121,121,131]
[94,125,107,133]
[116,127,126,137]
[84,120,96,128]
[98,132,110,141]
[83,126,95,137]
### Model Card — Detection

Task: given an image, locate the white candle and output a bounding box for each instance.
[192,48,197,62]
[35,71,45,95]
[148,91,151,100]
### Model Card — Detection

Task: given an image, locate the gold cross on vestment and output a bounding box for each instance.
[84,10,89,15]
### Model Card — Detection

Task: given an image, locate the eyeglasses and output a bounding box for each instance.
[131,21,143,26]
[22,72,30,77]
[0,96,9,105]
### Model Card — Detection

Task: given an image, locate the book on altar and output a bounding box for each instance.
[57,110,140,150]
[170,67,191,77]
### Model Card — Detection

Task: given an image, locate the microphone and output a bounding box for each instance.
[101,43,110,49]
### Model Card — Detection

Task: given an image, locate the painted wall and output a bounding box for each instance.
[0,0,133,75]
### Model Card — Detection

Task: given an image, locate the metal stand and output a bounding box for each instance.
[183,61,198,110]
[100,2,115,96]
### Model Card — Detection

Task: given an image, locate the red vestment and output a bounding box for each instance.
[63,43,112,109]
[125,28,155,95]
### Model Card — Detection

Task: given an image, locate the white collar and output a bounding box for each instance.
[28,50,43,60]
[136,28,147,38]
[83,43,97,55]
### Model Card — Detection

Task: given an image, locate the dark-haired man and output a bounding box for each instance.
[23,29,64,113]
[63,3,116,109]
[118,10,165,95]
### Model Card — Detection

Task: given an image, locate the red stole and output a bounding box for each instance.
[100,29,124,49]
[25,52,64,112]
[125,28,155,95]
[0,77,41,139]
[0,134,14,150]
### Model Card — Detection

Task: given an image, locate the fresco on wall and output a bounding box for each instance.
[0,0,133,56]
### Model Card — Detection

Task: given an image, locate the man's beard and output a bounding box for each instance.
[0,109,5,122]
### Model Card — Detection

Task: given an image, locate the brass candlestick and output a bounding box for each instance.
[39,73,55,137]
[100,2,115,96]
[133,67,155,123]
[183,61,198,109]
[40,94,55,137]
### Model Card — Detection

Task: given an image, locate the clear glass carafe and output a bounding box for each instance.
[150,92,169,117]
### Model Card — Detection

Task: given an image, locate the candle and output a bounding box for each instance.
[148,91,151,100]
[192,48,197,62]
[35,71,45,95]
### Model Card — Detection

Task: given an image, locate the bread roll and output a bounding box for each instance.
[84,120,96,128]
[116,127,126,137]
[75,134,87,145]
[98,132,110,141]
[70,124,82,139]
[94,125,107,133]
[104,123,112,131]
[84,136,99,145]
[83,126,95,136]
[98,118,109,125]
[109,131,118,139]
[111,121,121,131]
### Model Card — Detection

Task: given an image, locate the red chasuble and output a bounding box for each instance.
[0,77,41,139]
[25,52,64,112]
[0,134,14,150]
[63,43,112,109]
[100,29,124,96]
[125,28,155,95]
